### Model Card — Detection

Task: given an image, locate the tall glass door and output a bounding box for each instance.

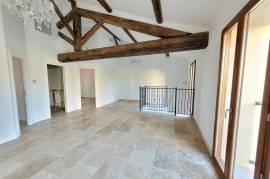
[214,24,238,168]
[232,0,270,178]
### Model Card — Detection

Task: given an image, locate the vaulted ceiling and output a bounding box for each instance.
[52,0,212,62]
[76,0,224,27]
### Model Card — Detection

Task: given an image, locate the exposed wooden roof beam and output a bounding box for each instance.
[58,32,74,46]
[97,0,112,13]
[56,10,74,29]
[76,8,190,38]
[49,0,75,38]
[58,32,209,62]
[152,0,163,24]
[93,20,121,41]
[79,22,103,47]
[123,28,137,43]
[68,0,76,8]
[114,36,119,46]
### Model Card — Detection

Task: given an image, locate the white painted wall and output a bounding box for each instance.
[194,0,249,151]
[63,64,82,112]
[21,17,82,124]
[80,69,95,98]
[1,7,26,60]
[0,8,20,144]
[77,60,119,108]
[77,30,120,108]
[117,51,203,100]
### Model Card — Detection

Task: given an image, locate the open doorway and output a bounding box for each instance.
[47,64,65,115]
[12,57,27,126]
[80,69,96,109]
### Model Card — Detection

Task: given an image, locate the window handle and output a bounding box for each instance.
[254,101,262,106]
[225,108,232,119]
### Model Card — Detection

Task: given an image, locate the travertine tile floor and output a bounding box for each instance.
[0,99,219,179]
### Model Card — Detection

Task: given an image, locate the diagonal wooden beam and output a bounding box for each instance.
[114,37,119,46]
[58,31,74,46]
[49,0,75,38]
[123,28,137,43]
[56,10,74,29]
[97,0,112,13]
[79,22,103,47]
[76,8,190,38]
[93,19,121,41]
[152,0,163,24]
[58,32,209,62]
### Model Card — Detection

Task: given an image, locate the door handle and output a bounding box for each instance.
[254,101,263,106]
[225,108,232,119]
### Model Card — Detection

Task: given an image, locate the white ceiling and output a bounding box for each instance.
[75,0,224,27]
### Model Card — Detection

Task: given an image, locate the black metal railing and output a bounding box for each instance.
[139,86,195,116]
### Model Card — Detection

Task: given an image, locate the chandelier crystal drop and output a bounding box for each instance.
[0,0,55,29]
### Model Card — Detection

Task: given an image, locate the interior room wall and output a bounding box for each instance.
[78,60,120,108]
[80,69,96,98]
[117,51,203,100]
[0,8,20,144]
[23,17,82,124]
[77,30,120,108]
[1,7,26,60]
[194,0,249,151]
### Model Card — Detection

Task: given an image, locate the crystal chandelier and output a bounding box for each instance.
[0,0,54,29]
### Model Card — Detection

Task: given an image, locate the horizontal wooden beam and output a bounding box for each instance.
[79,22,103,47]
[58,32,74,46]
[56,10,74,29]
[152,0,163,24]
[76,8,190,38]
[58,32,209,62]
[97,0,112,13]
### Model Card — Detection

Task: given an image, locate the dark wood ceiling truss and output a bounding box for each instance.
[50,0,209,62]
